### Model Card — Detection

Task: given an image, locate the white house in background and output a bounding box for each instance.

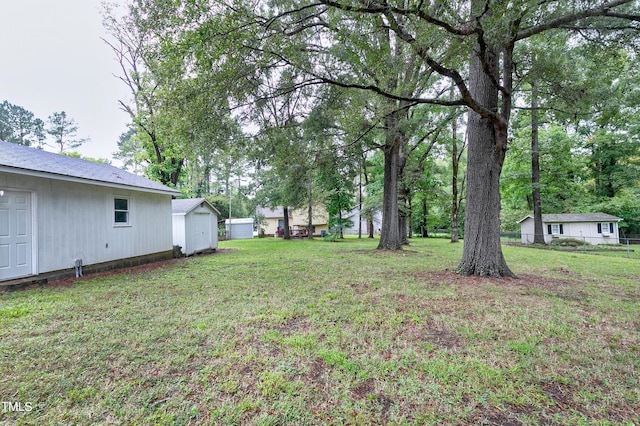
[518,213,623,245]
[0,140,181,283]
[172,198,220,255]
[342,205,382,236]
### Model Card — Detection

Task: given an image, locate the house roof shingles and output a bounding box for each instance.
[172,198,205,214]
[541,213,622,223]
[0,140,179,195]
[172,198,220,215]
[256,206,289,218]
[519,212,622,223]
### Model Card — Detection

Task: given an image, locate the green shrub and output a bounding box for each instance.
[550,237,588,247]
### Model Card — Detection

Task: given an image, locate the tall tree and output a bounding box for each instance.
[254,2,451,249]
[292,0,640,277]
[513,32,618,244]
[449,114,467,243]
[580,47,640,198]
[0,101,46,147]
[251,68,316,239]
[110,0,640,276]
[503,35,639,241]
[103,2,184,186]
[114,125,146,174]
[46,111,87,152]
[316,146,357,239]
[529,78,545,244]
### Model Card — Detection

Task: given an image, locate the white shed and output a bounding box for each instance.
[518,213,623,245]
[225,218,254,240]
[172,198,219,255]
[0,140,180,284]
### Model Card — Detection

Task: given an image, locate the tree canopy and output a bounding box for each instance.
[103,0,640,276]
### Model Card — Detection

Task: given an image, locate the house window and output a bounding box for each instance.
[114,197,130,225]
[548,224,564,235]
[598,222,613,235]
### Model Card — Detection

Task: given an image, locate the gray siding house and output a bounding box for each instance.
[225,218,254,240]
[0,140,180,283]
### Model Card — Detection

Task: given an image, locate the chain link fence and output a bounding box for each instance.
[419,230,638,258]
[511,233,639,258]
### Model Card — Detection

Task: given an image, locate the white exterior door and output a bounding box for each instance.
[193,213,211,252]
[0,191,33,280]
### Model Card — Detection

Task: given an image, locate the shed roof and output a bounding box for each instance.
[518,213,623,224]
[0,140,180,195]
[225,218,254,224]
[172,198,220,215]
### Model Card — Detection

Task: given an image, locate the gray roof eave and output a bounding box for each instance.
[172,198,221,215]
[0,165,181,196]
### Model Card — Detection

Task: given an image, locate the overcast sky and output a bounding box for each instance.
[0,0,129,163]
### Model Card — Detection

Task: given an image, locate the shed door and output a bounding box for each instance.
[0,191,33,280]
[193,213,211,252]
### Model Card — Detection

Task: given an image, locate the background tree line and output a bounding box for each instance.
[93,1,640,277]
[1,100,90,154]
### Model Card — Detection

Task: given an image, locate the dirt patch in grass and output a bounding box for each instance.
[424,270,578,288]
[337,249,419,256]
[475,409,523,426]
[541,381,580,412]
[48,258,186,288]
[274,316,311,333]
[348,281,376,294]
[351,378,375,399]
[309,358,329,385]
[47,248,237,288]
[402,317,465,351]
[350,379,393,421]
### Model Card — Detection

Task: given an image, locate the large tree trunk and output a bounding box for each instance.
[378,136,403,250]
[307,177,314,239]
[396,111,410,246]
[531,79,545,244]
[398,188,409,245]
[451,120,460,243]
[458,46,516,278]
[358,167,363,239]
[421,197,429,238]
[407,194,413,239]
[283,206,291,240]
[451,206,460,243]
[361,156,375,239]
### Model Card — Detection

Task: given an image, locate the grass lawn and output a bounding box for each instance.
[1,237,639,425]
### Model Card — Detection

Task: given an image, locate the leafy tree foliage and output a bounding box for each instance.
[255,0,640,276]
[46,111,88,153]
[105,0,640,277]
[0,101,46,147]
[503,39,639,236]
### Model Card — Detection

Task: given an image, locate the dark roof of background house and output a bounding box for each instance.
[0,140,179,194]
[256,206,290,218]
[519,213,622,223]
[542,213,622,222]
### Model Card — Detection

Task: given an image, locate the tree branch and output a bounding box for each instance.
[516,0,638,40]
[318,0,473,36]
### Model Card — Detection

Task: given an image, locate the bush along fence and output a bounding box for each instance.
[517,233,639,258]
